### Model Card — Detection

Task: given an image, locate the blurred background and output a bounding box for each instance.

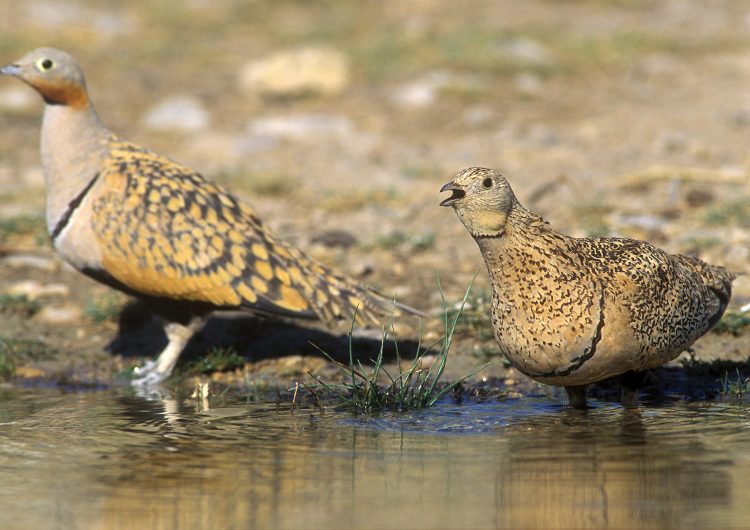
[1,0,750,381]
[3,5,750,527]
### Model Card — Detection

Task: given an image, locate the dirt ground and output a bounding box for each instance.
[1,1,749,402]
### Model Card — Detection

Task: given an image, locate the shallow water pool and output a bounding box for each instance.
[1,387,748,529]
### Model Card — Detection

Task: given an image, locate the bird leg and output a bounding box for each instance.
[620,386,639,409]
[564,385,589,409]
[615,370,647,409]
[132,316,205,387]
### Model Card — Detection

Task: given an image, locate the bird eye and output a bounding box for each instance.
[482,177,493,189]
[36,58,54,71]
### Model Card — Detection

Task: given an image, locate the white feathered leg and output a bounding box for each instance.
[132,317,205,387]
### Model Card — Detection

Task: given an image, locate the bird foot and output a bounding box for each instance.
[620,387,640,409]
[131,360,169,388]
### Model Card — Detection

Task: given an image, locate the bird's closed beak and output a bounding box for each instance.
[0,63,21,77]
[439,181,466,207]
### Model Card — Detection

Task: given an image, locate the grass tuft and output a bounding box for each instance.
[302,276,489,413]
[187,346,246,374]
[571,201,612,237]
[84,292,127,323]
[319,187,401,213]
[713,308,750,336]
[702,199,750,227]
[0,214,48,246]
[0,293,41,317]
[717,368,750,400]
[0,343,15,379]
[373,230,436,252]
[0,335,56,379]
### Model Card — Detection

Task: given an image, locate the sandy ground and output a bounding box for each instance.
[0,0,749,402]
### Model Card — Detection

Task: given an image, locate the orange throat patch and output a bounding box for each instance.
[35,79,88,109]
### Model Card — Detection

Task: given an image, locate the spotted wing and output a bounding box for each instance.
[583,237,733,355]
[90,140,327,319]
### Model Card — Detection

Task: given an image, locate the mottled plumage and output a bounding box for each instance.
[441,167,736,407]
[1,48,416,385]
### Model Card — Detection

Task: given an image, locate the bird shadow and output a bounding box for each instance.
[587,362,750,405]
[105,300,424,370]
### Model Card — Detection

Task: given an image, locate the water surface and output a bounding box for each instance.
[1,387,749,529]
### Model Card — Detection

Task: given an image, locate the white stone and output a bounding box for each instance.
[498,37,551,65]
[6,280,42,298]
[391,71,450,108]
[238,46,350,97]
[514,73,543,96]
[23,1,135,38]
[463,106,495,127]
[1,254,58,272]
[142,95,210,132]
[615,214,665,232]
[36,305,81,324]
[6,280,70,300]
[247,113,353,140]
[391,71,484,109]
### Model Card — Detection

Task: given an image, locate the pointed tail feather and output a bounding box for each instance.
[305,267,424,328]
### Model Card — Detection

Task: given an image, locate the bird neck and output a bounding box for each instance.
[40,100,110,233]
[474,204,549,269]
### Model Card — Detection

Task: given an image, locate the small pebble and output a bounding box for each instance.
[1,254,58,272]
[6,280,70,300]
[36,305,81,324]
[143,95,210,132]
[239,46,350,97]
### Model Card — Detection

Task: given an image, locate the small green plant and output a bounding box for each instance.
[572,201,611,237]
[401,166,442,181]
[320,187,401,213]
[187,346,246,374]
[0,214,48,245]
[681,352,750,400]
[0,335,55,379]
[0,344,15,379]
[703,200,750,227]
[713,308,750,336]
[304,276,489,413]
[0,294,41,317]
[717,368,750,400]
[682,236,722,250]
[84,292,127,323]
[373,230,436,252]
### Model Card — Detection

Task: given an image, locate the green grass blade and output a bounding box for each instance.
[424,273,477,400]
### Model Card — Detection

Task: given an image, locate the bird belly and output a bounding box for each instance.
[491,288,644,386]
[52,214,104,271]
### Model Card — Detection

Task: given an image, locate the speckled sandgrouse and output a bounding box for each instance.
[0,47,418,386]
[441,167,737,407]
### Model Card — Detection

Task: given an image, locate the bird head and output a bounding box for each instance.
[0,48,88,109]
[440,167,517,237]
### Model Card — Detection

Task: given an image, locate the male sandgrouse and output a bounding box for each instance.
[0,48,417,386]
[440,167,736,407]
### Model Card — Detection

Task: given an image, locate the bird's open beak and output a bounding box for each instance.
[0,63,21,77]
[439,181,466,207]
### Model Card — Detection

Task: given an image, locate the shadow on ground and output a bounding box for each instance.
[107,300,423,369]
